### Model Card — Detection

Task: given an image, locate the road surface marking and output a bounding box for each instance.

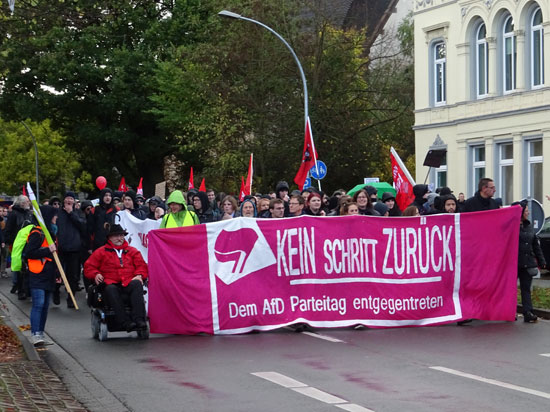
[540,353,550,357]
[252,371,375,411]
[430,366,550,399]
[302,331,346,343]
[336,404,376,412]
[251,372,307,388]
[291,387,346,404]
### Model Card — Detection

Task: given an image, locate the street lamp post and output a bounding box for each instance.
[218,10,322,190]
[218,10,309,127]
[21,121,40,203]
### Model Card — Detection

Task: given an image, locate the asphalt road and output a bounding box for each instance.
[2,277,550,412]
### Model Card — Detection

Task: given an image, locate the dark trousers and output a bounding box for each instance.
[518,268,534,314]
[59,251,80,298]
[103,280,145,327]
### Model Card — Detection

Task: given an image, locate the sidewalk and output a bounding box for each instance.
[0,292,89,412]
[0,361,88,411]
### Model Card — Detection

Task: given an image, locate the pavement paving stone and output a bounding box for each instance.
[0,361,88,412]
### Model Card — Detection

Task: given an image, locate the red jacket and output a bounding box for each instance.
[84,240,148,287]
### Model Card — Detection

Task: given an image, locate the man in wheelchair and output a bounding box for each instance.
[84,224,148,331]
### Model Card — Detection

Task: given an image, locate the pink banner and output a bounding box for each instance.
[147,207,521,334]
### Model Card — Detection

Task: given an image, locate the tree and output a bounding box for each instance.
[0,1,415,194]
[0,118,92,197]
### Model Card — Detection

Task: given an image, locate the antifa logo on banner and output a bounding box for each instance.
[207,220,277,285]
[214,229,257,275]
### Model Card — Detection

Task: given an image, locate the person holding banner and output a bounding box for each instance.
[305,192,326,216]
[239,198,257,218]
[513,200,546,323]
[160,190,199,228]
[25,205,59,346]
[352,189,379,216]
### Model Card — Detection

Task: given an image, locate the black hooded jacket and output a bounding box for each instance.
[89,188,117,250]
[409,184,429,215]
[194,192,219,223]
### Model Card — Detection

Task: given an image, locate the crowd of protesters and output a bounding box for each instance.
[0,176,546,340]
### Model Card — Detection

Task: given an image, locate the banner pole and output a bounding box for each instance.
[52,252,78,310]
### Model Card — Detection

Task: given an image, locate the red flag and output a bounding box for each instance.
[244,153,253,196]
[293,117,318,190]
[118,177,127,192]
[136,177,143,196]
[390,147,416,211]
[22,185,27,196]
[188,167,194,190]
[239,176,246,202]
[199,178,205,192]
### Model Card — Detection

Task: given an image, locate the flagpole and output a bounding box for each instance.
[21,121,40,203]
[26,183,78,309]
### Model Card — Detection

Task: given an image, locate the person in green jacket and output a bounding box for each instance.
[160,190,199,228]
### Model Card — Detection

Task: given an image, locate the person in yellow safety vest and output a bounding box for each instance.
[25,205,59,347]
[160,190,199,228]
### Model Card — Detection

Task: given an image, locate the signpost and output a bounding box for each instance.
[310,160,327,180]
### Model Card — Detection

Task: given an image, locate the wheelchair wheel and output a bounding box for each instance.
[137,324,149,340]
[98,322,108,341]
[91,312,100,339]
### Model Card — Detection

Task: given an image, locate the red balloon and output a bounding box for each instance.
[95,176,107,190]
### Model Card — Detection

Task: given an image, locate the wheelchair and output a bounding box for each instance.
[87,283,150,341]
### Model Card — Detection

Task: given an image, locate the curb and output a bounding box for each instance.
[517,304,550,320]
[0,304,40,361]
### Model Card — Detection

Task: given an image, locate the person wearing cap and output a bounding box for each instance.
[84,224,148,331]
[408,184,430,215]
[122,190,147,220]
[146,196,164,220]
[382,192,402,216]
[26,205,59,346]
[513,200,546,323]
[160,190,199,228]
[56,191,87,308]
[239,198,257,218]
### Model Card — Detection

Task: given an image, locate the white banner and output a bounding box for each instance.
[115,211,160,263]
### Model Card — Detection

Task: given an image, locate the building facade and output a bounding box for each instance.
[414,0,550,210]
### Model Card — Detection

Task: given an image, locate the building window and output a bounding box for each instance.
[526,139,543,202]
[471,145,486,195]
[476,23,488,97]
[434,41,446,105]
[503,15,516,92]
[531,8,544,88]
[435,153,447,188]
[498,143,513,205]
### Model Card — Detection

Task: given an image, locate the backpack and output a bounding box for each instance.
[10,225,35,272]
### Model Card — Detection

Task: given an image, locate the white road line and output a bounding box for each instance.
[430,366,550,400]
[540,353,550,357]
[336,404,376,412]
[302,331,346,343]
[252,371,375,411]
[251,372,307,388]
[291,387,346,404]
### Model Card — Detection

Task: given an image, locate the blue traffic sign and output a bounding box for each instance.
[310,160,327,180]
[303,177,312,189]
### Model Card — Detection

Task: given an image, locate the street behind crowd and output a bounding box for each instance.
[2,275,550,412]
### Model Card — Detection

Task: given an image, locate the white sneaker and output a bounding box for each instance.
[31,334,44,347]
[38,333,54,346]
